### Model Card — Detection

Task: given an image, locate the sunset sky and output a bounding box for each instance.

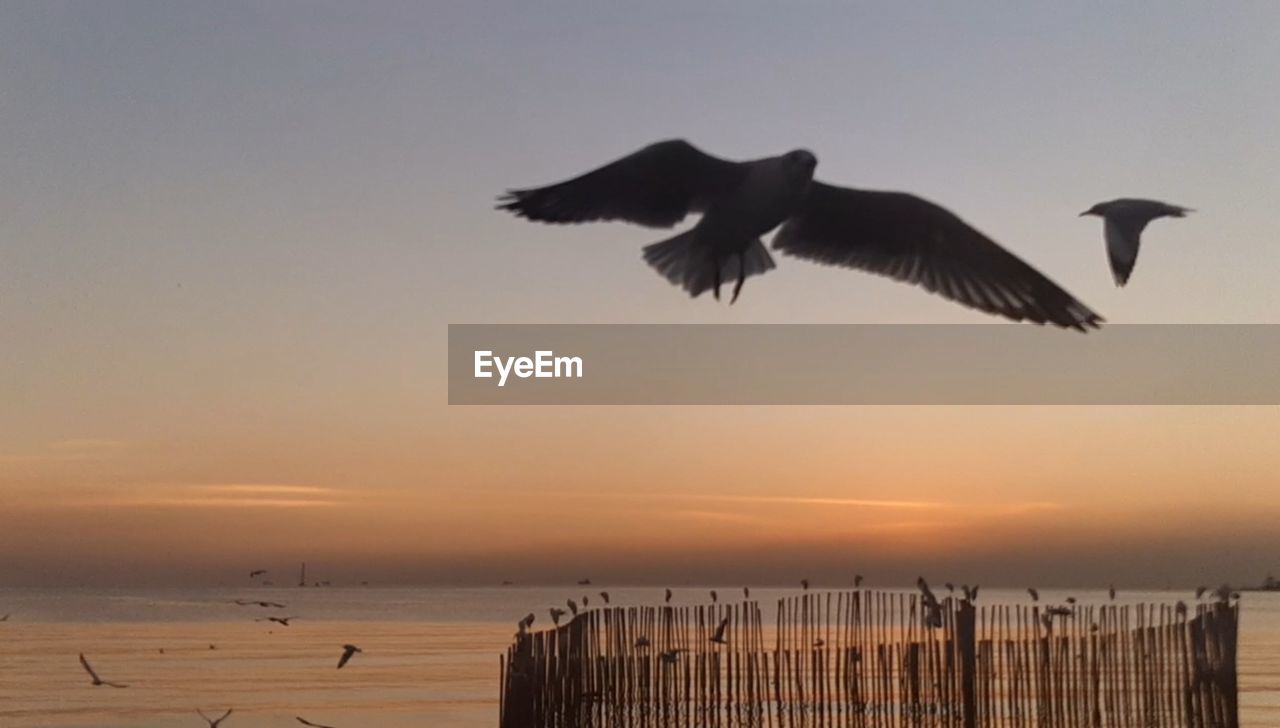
[3,2,1280,588]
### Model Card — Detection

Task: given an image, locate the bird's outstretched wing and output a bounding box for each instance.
[497,139,749,228]
[79,653,100,682]
[296,717,338,728]
[775,183,1103,331]
[337,645,359,669]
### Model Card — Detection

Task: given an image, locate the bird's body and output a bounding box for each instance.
[235,599,285,609]
[337,644,362,669]
[198,709,233,727]
[710,616,731,644]
[567,599,578,616]
[710,590,717,603]
[549,607,566,625]
[78,653,127,688]
[664,588,672,604]
[599,591,610,604]
[1080,198,1191,285]
[854,575,863,588]
[801,579,809,591]
[500,139,1102,329]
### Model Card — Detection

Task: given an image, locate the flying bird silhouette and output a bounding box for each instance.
[79,653,127,688]
[710,615,731,644]
[197,709,233,727]
[1080,199,1191,285]
[499,139,1102,329]
[578,578,592,585]
[337,644,362,669]
[234,599,285,609]
[258,616,296,626]
[296,718,338,728]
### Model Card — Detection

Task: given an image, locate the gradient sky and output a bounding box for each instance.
[3,2,1280,588]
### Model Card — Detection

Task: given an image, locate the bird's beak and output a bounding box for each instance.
[1078,210,1092,217]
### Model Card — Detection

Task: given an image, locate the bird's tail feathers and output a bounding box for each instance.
[642,232,775,299]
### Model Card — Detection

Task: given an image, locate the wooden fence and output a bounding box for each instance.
[498,591,1239,727]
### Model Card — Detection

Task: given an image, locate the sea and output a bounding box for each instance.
[1,587,1278,727]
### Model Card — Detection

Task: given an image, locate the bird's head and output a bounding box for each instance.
[1079,203,1106,217]
[783,149,818,179]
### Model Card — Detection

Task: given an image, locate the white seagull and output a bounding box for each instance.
[1080,198,1191,285]
[499,139,1102,329]
[79,653,127,688]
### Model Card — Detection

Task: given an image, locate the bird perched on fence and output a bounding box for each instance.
[710,590,718,603]
[801,579,810,591]
[963,585,980,602]
[743,586,750,599]
[1109,585,1117,601]
[854,575,863,588]
[599,591,610,605]
[1079,198,1191,285]
[1066,597,1077,605]
[566,599,578,616]
[1195,586,1208,600]
[498,139,1102,329]
[917,577,943,628]
[549,607,566,625]
[665,588,673,604]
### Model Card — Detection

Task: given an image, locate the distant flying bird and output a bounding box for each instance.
[665,588,673,604]
[234,599,285,609]
[78,653,127,688]
[337,644,362,669]
[1080,198,1191,285]
[1109,585,1116,601]
[498,139,1102,329]
[710,590,718,603]
[854,575,863,587]
[296,718,338,728]
[710,615,731,644]
[258,616,296,626]
[567,599,578,616]
[197,709,233,727]
[659,648,687,665]
[801,579,809,591]
[1027,588,1039,602]
[549,607,566,625]
[599,591,610,605]
[249,570,267,578]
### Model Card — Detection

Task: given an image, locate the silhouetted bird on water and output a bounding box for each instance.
[78,653,127,688]
[498,139,1102,329]
[296,718,338,728]
[337,644,362,669]
[1027,588,1039,602]
[1080,199,1191,285]
[710,616,731,644]
[197,709,233,727]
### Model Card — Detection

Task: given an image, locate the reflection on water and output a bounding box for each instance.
[1,587,1278,727]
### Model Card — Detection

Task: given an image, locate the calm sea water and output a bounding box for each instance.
[2,587,1278,727]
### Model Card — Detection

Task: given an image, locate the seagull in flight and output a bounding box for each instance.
[1080,199,1191,286]
[197,709,233,727]
[710,615,731,644]
[499,139,1102,329]
[296,718,338,728]
[79,653,127,688]
[234,599,286,609]
[337,644,362,669]
[801,579,809,591]
[258,616,297,626]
